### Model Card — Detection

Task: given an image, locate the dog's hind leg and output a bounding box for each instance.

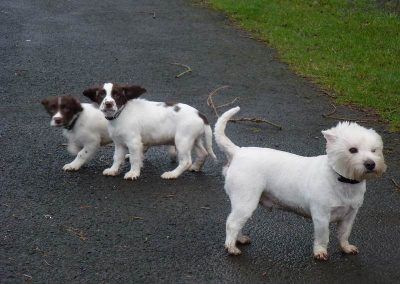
[225,191,260,255]
[189,139,208,172]
[237,232,251,245]
[63,141,99,171]
[168,146,177,162]
[161,136,194,179]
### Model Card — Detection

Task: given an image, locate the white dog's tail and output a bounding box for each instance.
[214,107,240,163]
[204,124,217,160]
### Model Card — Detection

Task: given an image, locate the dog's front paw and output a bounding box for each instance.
[225,244,242,255]
[237,235,251,245]
[103,168,119,176]
[63,163,81,171]
[341,244,359,255]
[313,249,329,261]
[189,164,202,172]
[161,171,179,179]
[124,170,140,180]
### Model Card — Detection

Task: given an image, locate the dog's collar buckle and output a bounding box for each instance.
[64,113,80,131]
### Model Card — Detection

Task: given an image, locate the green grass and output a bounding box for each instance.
[208,0,400,130]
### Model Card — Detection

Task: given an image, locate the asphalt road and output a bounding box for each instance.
[1,0,399,283]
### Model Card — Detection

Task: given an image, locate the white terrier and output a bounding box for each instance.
[215,107,387,260]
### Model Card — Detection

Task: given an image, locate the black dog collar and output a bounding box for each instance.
[337,173,360,184]
[64,113,80,131]
[105,105,125,121]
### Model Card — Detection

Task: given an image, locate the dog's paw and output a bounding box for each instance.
[124,170,140,180]
[237,235,251,245]
[341,244,359,255]
[161,171,179,179]
[225,244,242,255]
[103,168,119,176]
[189,164,201,172]
[63,163,80,171]
[313,249,329,261]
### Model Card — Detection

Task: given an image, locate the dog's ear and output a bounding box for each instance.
[41,98,49,107]
[322,129,337,144]
[66,96,83,113]
[122,85,146,101]
[83,87,101,104]
[41,98,53,114]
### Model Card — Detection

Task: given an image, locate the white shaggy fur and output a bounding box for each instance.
[97,83,216,180]
[215,107,387,260]
[58,104,111,171]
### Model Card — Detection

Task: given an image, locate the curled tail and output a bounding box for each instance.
[204,124,217,160]
[214,107,240,164]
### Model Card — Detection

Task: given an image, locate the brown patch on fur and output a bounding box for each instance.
[163,101,180,112]
[41,96,83,126]
[111,84,147,108]
[164,101,177,107]
[197,112,209,125]
[82,87,105,105]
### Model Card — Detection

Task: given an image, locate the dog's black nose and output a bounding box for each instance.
[105,102,113,108]
[54,117,62,124]
[364,160,375,171]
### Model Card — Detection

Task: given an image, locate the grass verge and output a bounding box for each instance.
[207,0,400,130]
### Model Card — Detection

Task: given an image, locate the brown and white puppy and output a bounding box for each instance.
[41,95,112,171]
[83,82,216,180]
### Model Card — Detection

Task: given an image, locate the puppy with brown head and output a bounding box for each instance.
[41,95,112,171]
[42,96,83,129]
[83,82,216,180]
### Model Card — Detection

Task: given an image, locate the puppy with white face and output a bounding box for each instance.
[41,96,112,171]
[83,83,216,180]
[215,107,387,260]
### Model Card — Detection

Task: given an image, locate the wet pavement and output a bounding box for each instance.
[1,0,399,282]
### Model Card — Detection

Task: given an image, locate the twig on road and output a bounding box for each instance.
[322,104,375,123]
[206,86,230,117]
[22,274,32,280]
[134,11,156,19]
[130,216,144,221]
[171,63,192,78]
[216,97,239,109]
[391,178,400,191]
[320,90,337,98]
[230,117,283,130]
[206,86,282,130]
[64,226,87,241]
[322,104,337,118]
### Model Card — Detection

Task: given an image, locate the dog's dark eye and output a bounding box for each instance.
[349,147,358,154]
[371,148,376,153]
